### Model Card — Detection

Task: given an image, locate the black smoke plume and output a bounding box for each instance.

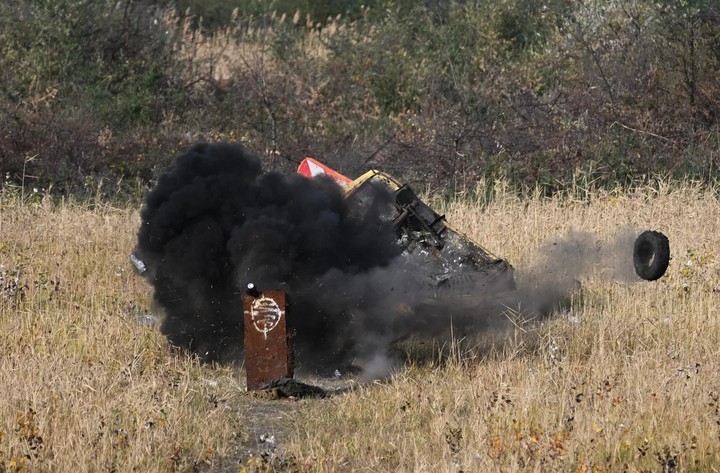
[136,142,640,375]
[135,142,418,370]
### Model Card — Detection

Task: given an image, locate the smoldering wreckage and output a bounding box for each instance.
[131,142,670,394]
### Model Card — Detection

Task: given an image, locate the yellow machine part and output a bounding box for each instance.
[343,169,499,261]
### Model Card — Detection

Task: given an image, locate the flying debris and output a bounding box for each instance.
[129,254,146,273]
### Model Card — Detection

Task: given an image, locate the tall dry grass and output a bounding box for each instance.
[0,197,250,472]
[173,8,335,85]
[287,179,720,472]
[1,179,719,471]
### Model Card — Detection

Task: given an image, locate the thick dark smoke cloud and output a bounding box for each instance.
[136,142,640,377]
[136,142,419,370]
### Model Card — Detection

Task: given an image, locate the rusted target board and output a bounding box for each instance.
[243,290,294,390]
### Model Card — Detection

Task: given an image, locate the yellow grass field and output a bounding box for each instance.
[1,180,719,472]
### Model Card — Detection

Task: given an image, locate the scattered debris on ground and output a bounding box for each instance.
[249,378,326,400]
[129,254,146,273]
[125,303,157,327]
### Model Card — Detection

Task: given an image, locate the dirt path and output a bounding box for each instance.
[208,376,357,472]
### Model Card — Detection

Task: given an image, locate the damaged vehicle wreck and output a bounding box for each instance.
[344,168,516,298]
[298,158,667,305]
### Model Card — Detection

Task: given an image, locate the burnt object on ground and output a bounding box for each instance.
[633,231,670,281]
[257,377,326,399]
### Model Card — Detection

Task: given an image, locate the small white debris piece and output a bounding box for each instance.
[334,369,342,378]
[567,313,580,324]
[207,380,218,387]
[130,254,146,273]
[259,434,275,444]
[135,314,158,327]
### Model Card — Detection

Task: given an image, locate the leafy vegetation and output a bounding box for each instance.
[1,0,719,197]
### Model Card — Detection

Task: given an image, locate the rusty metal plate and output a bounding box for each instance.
[243,290,294,390]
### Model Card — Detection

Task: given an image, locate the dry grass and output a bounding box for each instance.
[287,180,720,472]
[171,9,335,85]
[0,197,250,472]
[2,179,720,471]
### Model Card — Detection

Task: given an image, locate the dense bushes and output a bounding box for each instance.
[1,0,719,197]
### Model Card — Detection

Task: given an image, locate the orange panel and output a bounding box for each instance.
[297,157,352,186]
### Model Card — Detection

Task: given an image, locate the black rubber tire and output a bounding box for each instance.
[633,230,670,281]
